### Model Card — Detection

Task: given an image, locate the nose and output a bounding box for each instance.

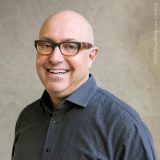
[48,46,64,64]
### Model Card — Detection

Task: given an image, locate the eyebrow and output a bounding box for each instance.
[40,37,79,43]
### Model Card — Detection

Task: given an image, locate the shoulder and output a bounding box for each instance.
[19,98,42,117]
[15,98,42,130]
[91,87,155,146]
[92,87,141,122]
[88,86,146,140]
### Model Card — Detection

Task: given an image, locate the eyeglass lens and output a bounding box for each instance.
[36,41,79,55]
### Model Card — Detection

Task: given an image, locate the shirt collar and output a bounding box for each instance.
[66,74,97,107]
[41,74,97,112]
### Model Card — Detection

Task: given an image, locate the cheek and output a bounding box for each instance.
[36,57,41,71]
[70,54,90,71]
[36,54,40,64]
[80,54,91,68]
[36,55,46,68]
[36,56,46,76]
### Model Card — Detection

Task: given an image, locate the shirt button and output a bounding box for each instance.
[53,120,57,124]
[46,147,51,152]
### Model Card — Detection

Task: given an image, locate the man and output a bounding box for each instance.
[12,10,157,160]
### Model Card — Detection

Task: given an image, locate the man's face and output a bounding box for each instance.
[36,14,98,101]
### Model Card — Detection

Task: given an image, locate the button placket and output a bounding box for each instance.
[45,147,51,152]
[41,112,59,159]
[41,107,67,160]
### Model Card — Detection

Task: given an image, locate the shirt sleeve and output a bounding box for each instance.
[116,120,157,160]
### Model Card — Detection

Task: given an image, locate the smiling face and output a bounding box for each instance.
[36,11,98,107]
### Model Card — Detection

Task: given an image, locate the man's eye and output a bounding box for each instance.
[38,42,51,48]
[63,43,78,50]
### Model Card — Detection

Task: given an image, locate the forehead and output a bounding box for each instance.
[39,14,91,42]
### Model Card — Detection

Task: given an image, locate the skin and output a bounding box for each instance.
[36,10,99,108]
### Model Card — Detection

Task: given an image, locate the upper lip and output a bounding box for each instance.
[47,68,69,70]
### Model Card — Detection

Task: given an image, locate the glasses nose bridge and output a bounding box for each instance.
[51,42,62,53]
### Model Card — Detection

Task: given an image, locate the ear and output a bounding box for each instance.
[89,47,99,68]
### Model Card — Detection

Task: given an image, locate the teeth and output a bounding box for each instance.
[49,69,67,74]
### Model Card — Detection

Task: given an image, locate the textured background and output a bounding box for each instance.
[0,0,159,159]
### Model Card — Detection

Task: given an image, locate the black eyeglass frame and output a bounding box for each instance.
[34,40,93,56]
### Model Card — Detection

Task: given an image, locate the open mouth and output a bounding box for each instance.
[47,69,69,74]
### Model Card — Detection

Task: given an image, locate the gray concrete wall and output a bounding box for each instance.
[0,0,159,159]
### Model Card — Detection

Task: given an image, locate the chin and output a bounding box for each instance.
[46,84,68,95]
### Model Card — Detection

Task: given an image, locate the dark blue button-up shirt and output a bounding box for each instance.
[12,75,157,160]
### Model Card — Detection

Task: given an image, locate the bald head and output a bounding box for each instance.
[39,10,94,44]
